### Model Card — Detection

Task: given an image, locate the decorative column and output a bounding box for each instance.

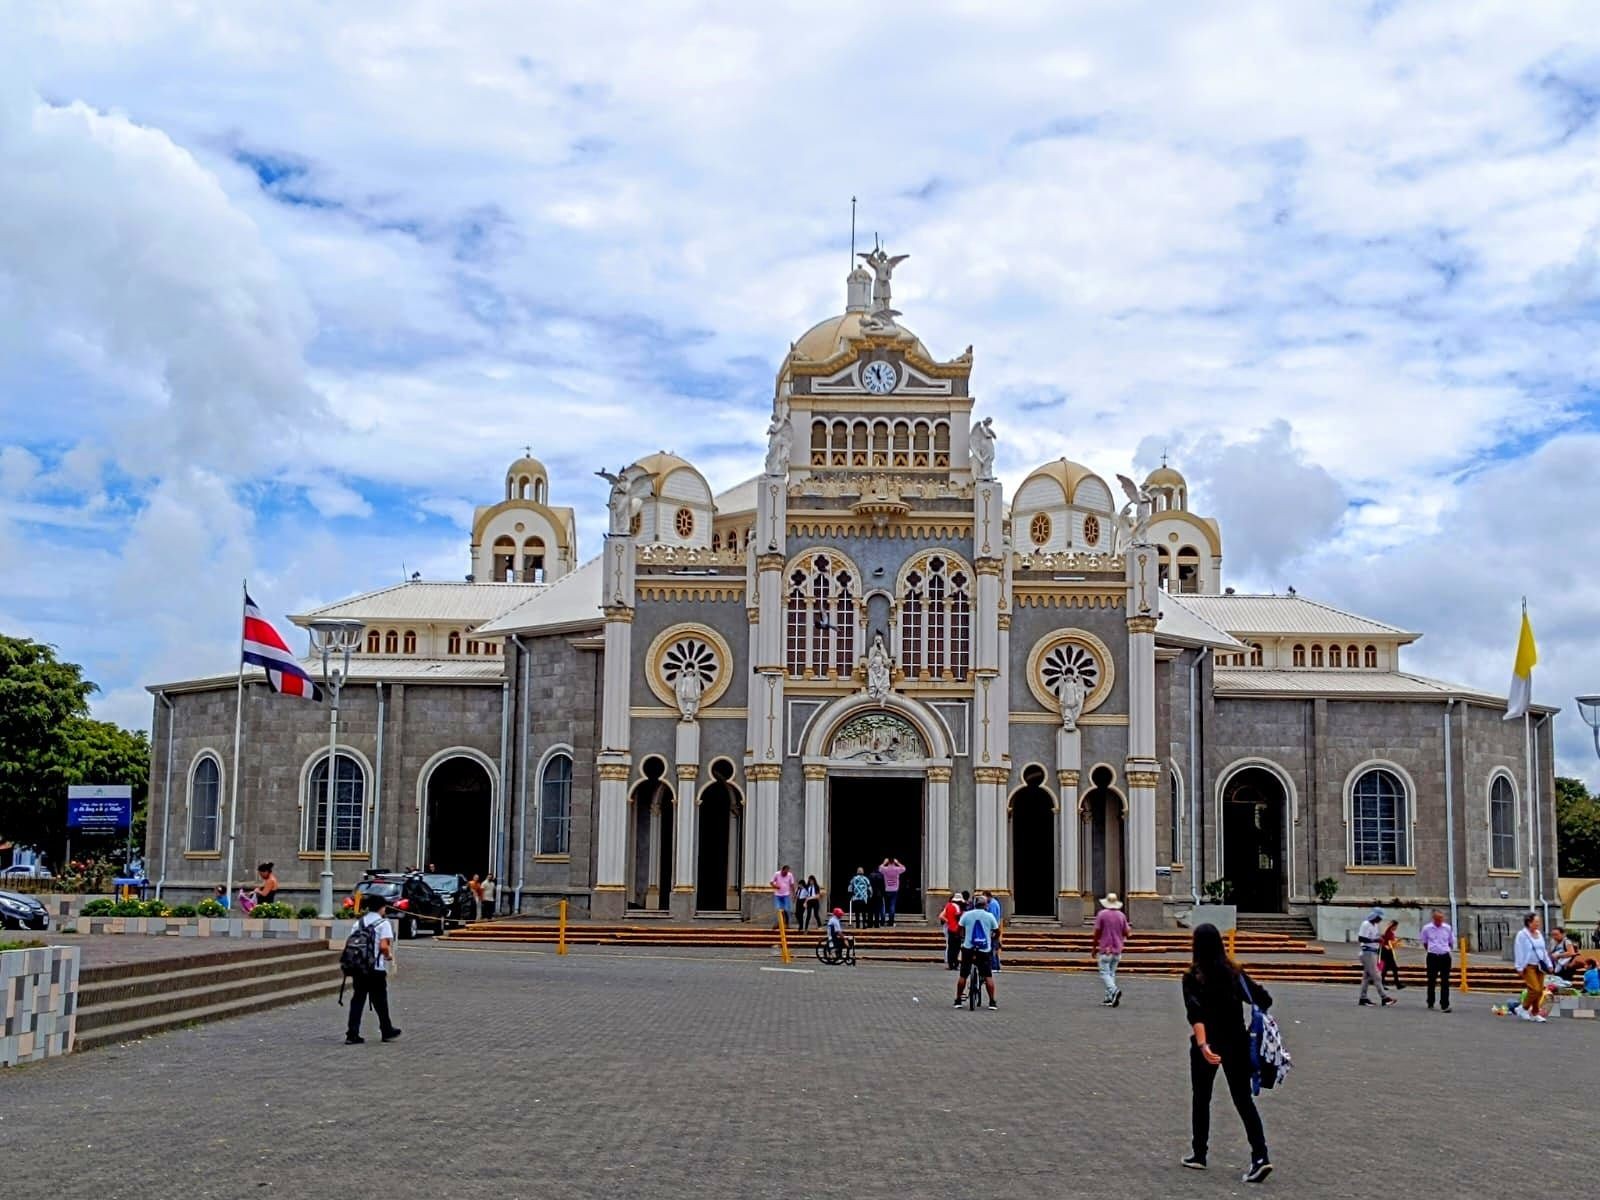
[644,799,663,908]
[926,765,952,893]
[972,480,1010,899]
[973,766,1010,892]
[802,764,827,884]
[1125,542,1161,910]
[673,760,698,917]
[594,528,636,920]
[744,472,787,915]
[1057,768,1081,896]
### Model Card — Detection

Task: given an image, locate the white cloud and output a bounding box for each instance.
[0,446,41,495]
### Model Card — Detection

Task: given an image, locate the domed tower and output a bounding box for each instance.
[1141,462,1223,595]
[470,452,578,583]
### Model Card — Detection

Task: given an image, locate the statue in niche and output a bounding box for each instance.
[865,634,893,702]
[674,664,704,721]
[1057,672,1086,733]
[765,409,793,477]
[970,416,997,481]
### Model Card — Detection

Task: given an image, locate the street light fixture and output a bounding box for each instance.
[308,618,366,917]
[1578,694,1600,760]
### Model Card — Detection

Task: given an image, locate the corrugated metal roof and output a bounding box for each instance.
[713,475,761,516]
[147,656,504,694]
[1213,668,1503,703]
[1155,598,1245,649]
[1174,593,1416,638]
[291,581,547,624]
[477,554,604,635]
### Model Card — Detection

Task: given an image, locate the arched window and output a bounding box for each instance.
[1350,767,1409,867]
[1328,644,1342,668]
[1292,644,1306,668]
[892,420,910,467]
[912,421,931,466]
[933,421,951,467]
[872,420,890,466]
[493,535,516,582]
[448,630,461,655]
[711,532,722,551]
[1155,545,1171,588]
[540,753,573,855]
[522,537,546,582]
[1175,546,1201,593]
[534,478,546,503]
[1364,644,1378,669]
[384,629,399,655]
[365,630,381,654]
[1310,644,1324,668]
[810,420,828,466]
[187,755,221,852]
[899,553,973,681]
[305,753,365,853]
[1346,644,1359,669]
[785,551,857,677]
[1169,764,1184,865]
[1489,774,1518,871]
[402,629,417,655]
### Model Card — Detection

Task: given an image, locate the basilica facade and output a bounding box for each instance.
[146,253,1557,933]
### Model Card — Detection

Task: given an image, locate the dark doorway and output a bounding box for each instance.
[628,758,673,911]
[829,775,923,917]
[696,761,743,911]
[1084,765,1124,902]
[1223,767,1287,913]
[424,757,492,879]
[1011,765,1056,915]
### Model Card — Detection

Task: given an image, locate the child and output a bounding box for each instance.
[1584,959,1599,997]
[825,906,855,964]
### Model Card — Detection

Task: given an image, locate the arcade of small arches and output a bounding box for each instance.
[1209,641,1388,670]
[809,416,953,470]
[491,534,550,583]
[356,627,503,658]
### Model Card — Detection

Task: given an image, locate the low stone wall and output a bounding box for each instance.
[2,945,79,1067]
[65,916,356,941]
[20,893,113,922]
[1553,992,1599,1020]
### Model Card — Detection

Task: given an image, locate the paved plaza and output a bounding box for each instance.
[4,942,1588,1198]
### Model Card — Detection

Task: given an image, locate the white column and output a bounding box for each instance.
[645,799,663,906]
[927,765,951,892]
[1058,768,1081,895]
[974,766,1007,891]
[674,761,698,903]
[1125,542,1160,898]
[594,531,636,913]
[803,764,827,883]
[744,473,788,908]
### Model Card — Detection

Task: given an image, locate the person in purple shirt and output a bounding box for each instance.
[1417,909,1454,1013]
[878,857,906,927]
[1093,892,1130,1007]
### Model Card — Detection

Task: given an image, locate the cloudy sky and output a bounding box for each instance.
[1,2,1597,782]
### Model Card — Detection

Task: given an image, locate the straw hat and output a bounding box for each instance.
[1099,892,1123,910]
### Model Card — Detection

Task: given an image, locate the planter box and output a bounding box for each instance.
[69,915,355,941]
[1,945,79,1066]
[1180,903,1237,933]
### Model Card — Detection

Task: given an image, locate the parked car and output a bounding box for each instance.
[349,871,474,939]
[1,865,53,880]
[0,889,50,931]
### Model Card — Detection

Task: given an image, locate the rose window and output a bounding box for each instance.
[1029,512,1052,546]
[674,507,695,538]
[662,637,718,689]
[1040,642,1099,701]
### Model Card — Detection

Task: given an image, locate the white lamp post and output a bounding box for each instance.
[309,618,365,917]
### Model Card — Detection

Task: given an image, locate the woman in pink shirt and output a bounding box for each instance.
[879,858,906,927]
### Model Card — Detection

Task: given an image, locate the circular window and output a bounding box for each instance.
[646,623,734,709]
[675,507,695,538]
[1082,514,1100,547]
[1026,629,1115,715]
[1029,512,1052,546]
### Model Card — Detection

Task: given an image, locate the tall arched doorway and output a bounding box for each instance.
[423,755,492,878]
[696,760,744,912]
[629,757,674,911]
[1082,765,1125,901]
[1222,766,1288,913]
[1010,765,1056,916]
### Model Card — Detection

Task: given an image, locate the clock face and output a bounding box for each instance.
[861,361,897,394]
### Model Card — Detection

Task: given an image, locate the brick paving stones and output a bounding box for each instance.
[1,943,1586,1198]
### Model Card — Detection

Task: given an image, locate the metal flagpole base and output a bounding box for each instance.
[319,870,335,919]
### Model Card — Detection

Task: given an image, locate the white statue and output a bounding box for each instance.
[970,417,997,480]
[1057,672,1086,733]
[764,411,793,477]
[1114,473,1155,549]
[857,245,909,313]
[865,634,892,702]
[674,666,704,721]
[596,464,652,536]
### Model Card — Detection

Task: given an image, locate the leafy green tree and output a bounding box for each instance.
[1555,776,1600,878]
[0,635,148,864]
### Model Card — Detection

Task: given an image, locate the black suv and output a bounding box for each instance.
[351,871,475,939]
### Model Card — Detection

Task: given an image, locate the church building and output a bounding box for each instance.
[146,250,1558,933]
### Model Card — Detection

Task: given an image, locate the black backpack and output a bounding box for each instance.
[337,915,380,1003]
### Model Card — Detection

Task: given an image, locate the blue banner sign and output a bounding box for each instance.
[67,785,133,833]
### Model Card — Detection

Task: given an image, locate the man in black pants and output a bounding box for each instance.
[1417,909,1454,1013]
[346,893,402,1045]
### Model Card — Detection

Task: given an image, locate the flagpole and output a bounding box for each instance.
[225,580,246,906]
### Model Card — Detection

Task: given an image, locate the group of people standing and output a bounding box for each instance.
[771,860,910,930]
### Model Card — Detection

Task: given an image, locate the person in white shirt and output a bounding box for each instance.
[482,874,498,919]
[1513,912,1555,1022]
[1356,909,1397,1007]
[345,893,402,1044]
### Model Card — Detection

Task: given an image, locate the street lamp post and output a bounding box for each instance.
[1578,695,1600,763]
[309,618,365,917]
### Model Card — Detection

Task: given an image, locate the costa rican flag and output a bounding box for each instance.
[242,592,324,701]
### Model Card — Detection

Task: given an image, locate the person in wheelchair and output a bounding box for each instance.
[825,906,856,963]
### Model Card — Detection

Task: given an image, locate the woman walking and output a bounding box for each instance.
[1181,923,1273,1184]
[1513,912,1555,1022]
[1379,919,1404,990]
[797,875,822,931]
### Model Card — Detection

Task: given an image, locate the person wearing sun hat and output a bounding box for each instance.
[1093,891,1130,1007]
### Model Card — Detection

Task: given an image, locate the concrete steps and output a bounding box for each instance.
[1236,914,1318,938]
[75,941,342,1051]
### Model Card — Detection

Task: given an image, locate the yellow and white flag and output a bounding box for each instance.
[1503,604,1537,721]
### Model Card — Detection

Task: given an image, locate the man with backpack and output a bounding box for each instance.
[343,892,402,1045]
[954,893,1000,1010]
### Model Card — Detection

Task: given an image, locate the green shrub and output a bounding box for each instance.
[80,898,116,916]
[0,939,47,952]
[1201,878,1234,904]
[196,899,226,917]
[249,902,295,920]
[140,900,169,918]
[1314,876,1340,904]
[295,904,320,919]
[169,903,198,918]
[109,899,147,917]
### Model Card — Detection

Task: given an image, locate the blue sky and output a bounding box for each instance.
[1,1,1597,783]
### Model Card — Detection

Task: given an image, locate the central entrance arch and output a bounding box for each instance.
[421,753,494,879]
[1222,765,1289,913]
[696,759,743,912]
[1010,765,1056,916]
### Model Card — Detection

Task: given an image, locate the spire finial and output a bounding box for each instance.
[524,444,532,458]
[850,195,857,265]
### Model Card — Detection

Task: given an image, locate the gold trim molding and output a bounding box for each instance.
[1125,770,1161,788]
[926,766,953,783]
[747,763,783,782]
[973,767,1010,785]
[1126,616,1159,634]
[1014,590,1125,609]
[803,764,828,781]
[637,582,746,602]
[597,764,631,782]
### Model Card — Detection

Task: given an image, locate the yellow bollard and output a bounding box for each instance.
[558,898,568,956]
[1227,926,1237,959]
[777,908,793,964]
[1458,935,1468,994]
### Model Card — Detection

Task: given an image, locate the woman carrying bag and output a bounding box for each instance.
[1181,923,1273,1184]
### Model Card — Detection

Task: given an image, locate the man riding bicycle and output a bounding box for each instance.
[954,895,1000,1010]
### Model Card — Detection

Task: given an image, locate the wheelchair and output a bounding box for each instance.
[815,935,857,966]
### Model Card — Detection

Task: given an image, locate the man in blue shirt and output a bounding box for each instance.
[954,900,1000,1010]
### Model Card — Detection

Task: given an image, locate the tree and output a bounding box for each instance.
[0,635,148,863]
[1554,776,1600,879]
